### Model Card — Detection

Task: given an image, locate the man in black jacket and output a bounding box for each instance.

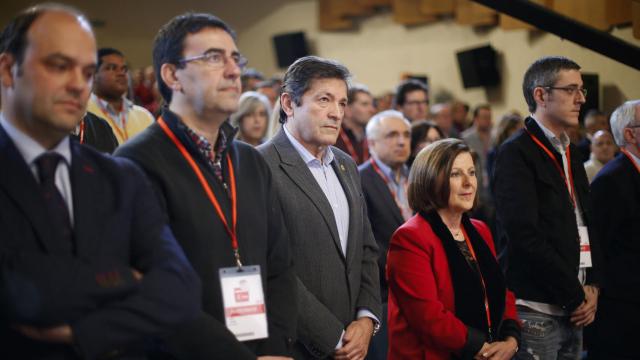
[589,100,640,360]
[492,56,602,360]
[115,12,295,360]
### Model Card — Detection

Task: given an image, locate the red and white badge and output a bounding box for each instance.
[578,226,592,268]
[219,265,268,341]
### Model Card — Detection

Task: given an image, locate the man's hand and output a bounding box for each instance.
[475,337,518,360]
[334,317,374,360]
[571,285,598,326]
[257,357,293,360]
[473,342,491,360]
[132,268,144,282]
[15,324,73,344]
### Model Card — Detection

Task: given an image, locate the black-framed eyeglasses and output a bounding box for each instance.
[179,49,248,70]
[543,85,587,98]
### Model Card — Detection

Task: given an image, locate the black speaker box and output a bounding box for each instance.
[579,73,599,123]
[273,32,310,69]
[456,45,500,88]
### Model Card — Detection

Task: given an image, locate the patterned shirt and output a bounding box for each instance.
[178,121,228,184]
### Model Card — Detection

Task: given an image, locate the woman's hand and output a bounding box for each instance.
[475,337,518,360]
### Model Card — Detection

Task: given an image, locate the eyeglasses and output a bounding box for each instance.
[179,50,248,70]
[544,85,588,98]
[404,100,429,107]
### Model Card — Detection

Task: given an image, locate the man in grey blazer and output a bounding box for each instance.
[258,56,382,360]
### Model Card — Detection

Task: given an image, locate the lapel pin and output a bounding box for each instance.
[340,164,346,171]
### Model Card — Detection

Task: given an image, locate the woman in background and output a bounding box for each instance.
[387,139,520,360]
[407,120,444,167]
[230,91,271,146]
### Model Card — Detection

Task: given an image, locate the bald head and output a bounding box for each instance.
[0,5,97,148]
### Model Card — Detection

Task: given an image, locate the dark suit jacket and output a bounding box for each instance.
[115,109,296,359]
[590,153,640,301]
[0,125,201,359]
[258,129,382,359]
[358,159,405,301]
[71,112,119,154]
[492,117,602,312]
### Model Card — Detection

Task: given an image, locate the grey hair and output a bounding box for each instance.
[366,109,410,140]
[230,91,271,128]
[610,100,640,146]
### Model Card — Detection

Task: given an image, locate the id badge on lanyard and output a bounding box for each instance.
[578,226,592,268]
[220,265,268,341]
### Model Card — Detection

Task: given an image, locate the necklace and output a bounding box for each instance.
[448,226,462,239]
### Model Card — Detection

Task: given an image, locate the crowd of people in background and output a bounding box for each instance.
[1,3,639,360]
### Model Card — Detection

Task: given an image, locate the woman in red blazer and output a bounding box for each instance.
[387,139,520,360]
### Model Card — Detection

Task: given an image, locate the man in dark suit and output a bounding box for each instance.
[258,56,382,360]
[115,12,295,360]
[0,5,200,359]
[589,100,640,360]
[357,110,411,360]
[492,56,602,360]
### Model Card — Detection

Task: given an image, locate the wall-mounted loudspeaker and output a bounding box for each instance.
[456,45,500,88]
[273,32,310,69]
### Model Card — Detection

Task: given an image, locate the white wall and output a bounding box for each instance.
[237,0,640,117]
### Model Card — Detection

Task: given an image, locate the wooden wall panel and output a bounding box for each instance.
[418,0,455,16]
[455,0,497,26]
[319,0,354,30]
[392,0,437,25]
[633,1,640,39]
[553,0,632,30]
[499,0,553,30]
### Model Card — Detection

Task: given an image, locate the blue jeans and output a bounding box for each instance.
[515,306,582,360]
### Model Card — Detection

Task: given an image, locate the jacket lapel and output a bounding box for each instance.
[273,130,345,260]
[331,155,357,266]
[0,125,63,253]
[367,161,404,224]
[69,142,103,257]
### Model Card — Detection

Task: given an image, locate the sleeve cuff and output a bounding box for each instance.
[459,326,487,360]
[498,319,521,347]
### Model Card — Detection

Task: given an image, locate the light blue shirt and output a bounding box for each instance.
[283,125,350,255]
[0,113,74,224]
[283,125,379,347]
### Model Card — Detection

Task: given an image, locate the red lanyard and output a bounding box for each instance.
[98,101,128,141]
[158,117,241,267]
[339,129,368,163]
[370,158,406,203]
[78,119,85,144]
[461,227,493,334]
[525,128,576,207]
[620,148,640,174]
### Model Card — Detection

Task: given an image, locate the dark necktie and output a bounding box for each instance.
[35,153,73,246]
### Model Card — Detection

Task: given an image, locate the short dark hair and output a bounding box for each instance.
[0,3,88,68]
[522,56,581,113]
[408,138,474,213]
[152,12,236,103]
[348,84,371,105]
[279,55,351,124]
[393,79,428,108]
[97,47,124,69]
[473,104,491,119]
[410,120,445,158]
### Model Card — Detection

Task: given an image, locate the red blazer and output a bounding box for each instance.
[386,213,518,360]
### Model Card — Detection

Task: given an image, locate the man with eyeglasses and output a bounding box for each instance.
[589,100,640,360]
[492,56,602,360]
[87,48,154,145]
[393,79,429,123]
[115,12,295,360]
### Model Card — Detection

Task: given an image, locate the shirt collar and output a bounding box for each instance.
[372,155,408,184]
[283,124,334,166]
[0,112,72,167]
[627,148,640,168]
[92,93,133,114]
[531,114,570,152]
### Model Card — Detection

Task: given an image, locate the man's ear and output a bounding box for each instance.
[280,92,295,118]
[533,87,547,109]
[160,63,181,92]
[0,53,16,88]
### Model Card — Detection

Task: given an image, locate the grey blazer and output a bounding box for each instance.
[258,129,382,359]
